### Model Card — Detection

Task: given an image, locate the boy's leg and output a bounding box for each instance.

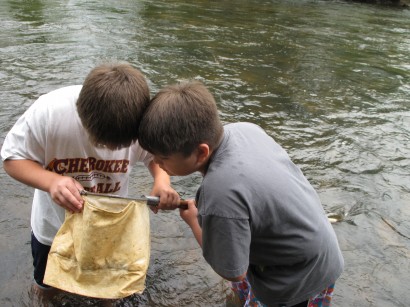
[231,278,268,307]
[31,231,52,289]
[30,231,62,303]
[30,232,115,305]
[232,278,337,307]
[307,283,335,307]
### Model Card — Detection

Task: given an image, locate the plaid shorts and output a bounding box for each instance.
[231,277,335,307]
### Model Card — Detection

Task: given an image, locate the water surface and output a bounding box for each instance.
[0,1,409,306]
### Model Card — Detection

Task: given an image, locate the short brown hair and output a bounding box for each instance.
[138,81,223,156]
[77,62,150,149]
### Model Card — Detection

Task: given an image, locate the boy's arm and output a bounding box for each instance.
[3,159,84,212]
[180,201,247,282]
[180,199,203,246]
[147,160,180,211]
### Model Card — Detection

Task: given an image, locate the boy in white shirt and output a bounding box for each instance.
[1,62,180,294]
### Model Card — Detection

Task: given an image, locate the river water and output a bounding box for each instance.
[0,0,409,306]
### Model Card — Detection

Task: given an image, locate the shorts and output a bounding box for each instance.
[31,232,52,288]
[231,277,335,307]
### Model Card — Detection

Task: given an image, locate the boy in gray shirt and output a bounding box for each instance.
[138,81,344,307]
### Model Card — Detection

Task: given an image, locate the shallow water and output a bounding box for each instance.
[0,0,409,306]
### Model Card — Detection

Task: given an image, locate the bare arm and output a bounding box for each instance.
[3,159,84,212]
[180,199,203,246]
[147,160,180,211]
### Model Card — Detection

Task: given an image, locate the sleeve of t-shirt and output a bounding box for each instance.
[130,141,154,167]
[1,100,46,164]
[200,214,251,279]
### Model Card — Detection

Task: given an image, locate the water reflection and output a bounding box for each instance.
[0,0,409,306]
[7,0,46,25]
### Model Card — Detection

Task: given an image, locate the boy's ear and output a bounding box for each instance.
[196,143,210,164]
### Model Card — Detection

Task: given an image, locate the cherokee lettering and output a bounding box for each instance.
[95,160,105,171]
[46,157,130,174]
[68,158,81,174]
[88,157,96,170]
[120,160,129,173]
[78,158,89,173]
[103,160,115,172]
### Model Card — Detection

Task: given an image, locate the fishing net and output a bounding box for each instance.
[44,194,150,299]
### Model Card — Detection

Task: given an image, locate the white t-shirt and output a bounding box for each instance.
[1,85,153,245]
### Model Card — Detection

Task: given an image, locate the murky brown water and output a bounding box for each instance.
[1,0,409,306]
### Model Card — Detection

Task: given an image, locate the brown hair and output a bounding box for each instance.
[138,80,223,156]
[77,62,150,149]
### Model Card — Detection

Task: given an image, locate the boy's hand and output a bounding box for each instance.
[150,183,180,213]
[179,199,198,227]
[148,160,180,213]
[3,159,84,213]
[49,176,84,213]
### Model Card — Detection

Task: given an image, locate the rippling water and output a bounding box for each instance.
[0,1,409,306]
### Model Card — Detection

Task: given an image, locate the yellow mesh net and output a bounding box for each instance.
[44,194,150,299]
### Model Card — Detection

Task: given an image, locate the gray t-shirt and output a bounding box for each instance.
[197,122,344,306]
